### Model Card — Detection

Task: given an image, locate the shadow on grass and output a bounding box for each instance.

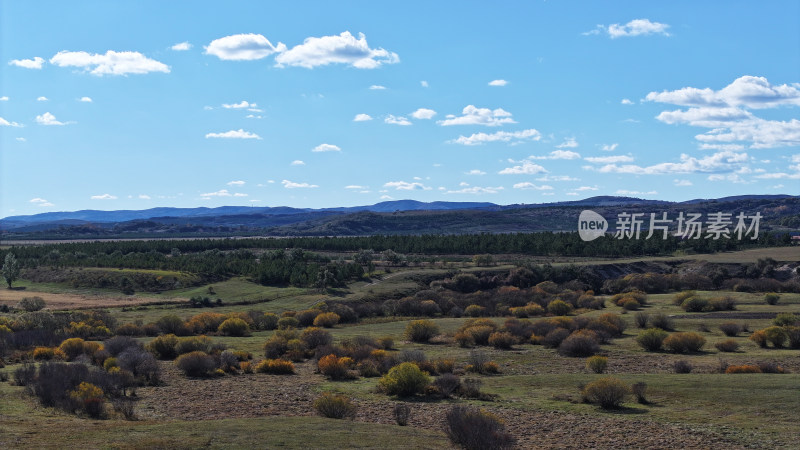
[601,405,649,415]
[9,286,27,291]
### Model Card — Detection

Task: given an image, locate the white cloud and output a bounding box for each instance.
[446,186,504,194]
[16,137,26,142]
[246,114,263,119]
[0,96,8,101]
[584,155,634,164]
[707,174,748,184]
[171,42,192,51]
[531,150,582,160]
[91,194,117,200]
[37,96,48,101]
[233,193,248,197]
[9,56,45,69]
[499,161,548,175]
[36,112,71,126]
[380,195,394,200]
[466,169,486,175]
[50,50,170,75]
[275,31,398,69]
[291,160,305,166]
[586,19,670,38]
[0,117,23,127]
[354,113,373,122]
[227,180,246,186]
[410,108,436,120]
[438,105,516,127]
[513,182,553,190]
[138,194,151,199]
[79,96,92,102]
[451,129,541,146]
[575,186,599,191]
[205,33,285,61]
[222,101,256,109]
[595,150,749,175]
[601,143,618,151]
[536,175,578,182]
[699,143,745,151]
[488,79,508,87]
[385,115,412,126]
[205,129,261,139]
[566,192,579,196]
[282,179,318,189]
[383,181,432,190]
[674,179,693,186]
[616,189,658,195]
[556,138,578,148]
[313,143,341,152]
[369,85,387,90]
[621,99,634,105]
[646,76,800,109]
[30,197,55,207]
[345,185,367,189]
[421,81,429,87]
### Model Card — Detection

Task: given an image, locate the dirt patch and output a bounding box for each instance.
[0,289,184,310]
[135,360,749,449]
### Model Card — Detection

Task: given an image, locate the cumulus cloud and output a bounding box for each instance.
[556,138,578,148]
[0,117,23,127]
[536,175,578,182]
[574,186,599,191]
[531,150,582,160]
[50,50,170,75]
[313,143,341,152]
[37,96,48,101]
[171,42,192,51]
[451,129,540,146]
[30,198,54,207]
[645,76,800,149]
[227,180,245,186]
[601,143,619,151]
[438,105,516,127]
[385,115,412,126]
[138,194,151,199]
[275,31,398,69]
[291,160,305,166]
[499,161,548,175]
[222,100,256,109]
[466,169,486,175]
[584,155,634,164]
[513,182,553,190]
[674,179,693,186]
[0,96,8,101]
[345,185,367,189]
[282,179,318,189]
[91,194,117,200]
[205,129,261,139]
[369,85,386,90]
[384,181,432,190]
[410,108,436,120]
[36,112,71,126]
[79,96,92,102]
[488,79,508,86]
[595,150,749,175]
[421,81,429,87]
[354,113,373,121]
[446,186,504,194]
[205,33,285,60]
[9,56,45,69]
[621,99,634,105]
[585,19,670,38]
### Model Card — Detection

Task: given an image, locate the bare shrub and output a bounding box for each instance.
[444,405,516,450]
[433,373,461,398]
[673,359,693,374]
[719,322,741,337]
[393,403,411,426]
[631,381,648,404]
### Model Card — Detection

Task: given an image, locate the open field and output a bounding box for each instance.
[1,243,799,449]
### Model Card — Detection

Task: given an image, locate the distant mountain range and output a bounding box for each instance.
[1,195,798,237]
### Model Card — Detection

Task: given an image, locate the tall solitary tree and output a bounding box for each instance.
[3,253,20,289]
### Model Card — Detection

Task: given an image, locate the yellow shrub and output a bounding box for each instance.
[255,358,295,374]
[32,347,55,360]
[313,312,340,328]
[58,338,86,361]
[318,354,352,380]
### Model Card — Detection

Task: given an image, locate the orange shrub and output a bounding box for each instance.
[58,338,87,361]
[313,312,340,328]
[318,354,354,380]
[255,358,295,374]
[240,361,253,374]
[32,347,55,360]
[186,312,226,334]
[725,365,762,374]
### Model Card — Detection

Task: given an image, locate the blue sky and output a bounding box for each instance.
[1,0,799,217]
